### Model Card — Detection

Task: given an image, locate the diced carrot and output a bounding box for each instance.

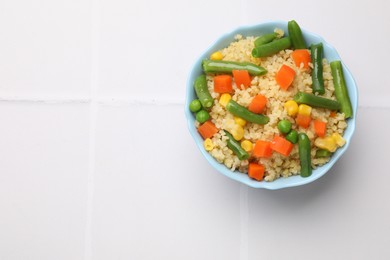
[314,119,326,137]
[253,140,272,158]
[248,94,267,114]
[248,163,265,181]
[270,136,294,157]
[296,114,311,128]
[291,49,311,69]
[275,64,296,90]
[232,70,251,89]
[329,111,337,118]
[214,75,232,93]
[198,121,218,139]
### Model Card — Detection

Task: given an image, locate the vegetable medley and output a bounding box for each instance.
[189,20,353,181]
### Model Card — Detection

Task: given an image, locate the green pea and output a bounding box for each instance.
[285,130,298,144]
[196,110,210,123]
[277,119,292,134]
[189,99,202,113]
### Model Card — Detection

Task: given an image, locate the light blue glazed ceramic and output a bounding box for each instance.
[185,21,358,190]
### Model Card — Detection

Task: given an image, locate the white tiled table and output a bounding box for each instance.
[0,0,389,259]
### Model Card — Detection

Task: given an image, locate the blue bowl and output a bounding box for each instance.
[185,20,358,190]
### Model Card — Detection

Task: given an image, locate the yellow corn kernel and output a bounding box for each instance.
[231,125,244,141]
[234,116,247,127]
[331,133,346,147]
[314,136,337,152]
[210,51,223,60]
[298,104,312,116]
[204,138,214,151]
[284,100,299,116]
[219,93,232,107]
[241,140,253,152]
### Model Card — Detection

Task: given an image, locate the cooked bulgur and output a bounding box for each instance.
[200,32,347,182]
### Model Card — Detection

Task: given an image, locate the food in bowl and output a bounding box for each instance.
[188,20,353,182]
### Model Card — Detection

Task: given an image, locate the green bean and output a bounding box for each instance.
[277,119,292,134]
[288,20,306,49]
[285,130,298,144]
[293,92,341,110]
[224,130,249,160]
[298,133,312,177]
[226,100,269,125]
[202,60,267,76]
[330,61,353,119]
[194,75,213,109]
[195,110,210,123]
[189,99,202,113]
[254,33,278,47]
[311,43,325,94]
[315,149,332,158]
[251,37,291,58]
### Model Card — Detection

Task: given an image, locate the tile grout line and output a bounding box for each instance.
[84,0,100,259]
[0,96,90,103]
[0,97,388,110]
[0,97,183,105]
[96,97,183,106]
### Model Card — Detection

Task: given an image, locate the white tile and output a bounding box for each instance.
[0,102,89,260]
[97,0,240,101]
[247,107,390,260]
[244,0,390,107]
[0,0,92,98]
[92,104,240,260]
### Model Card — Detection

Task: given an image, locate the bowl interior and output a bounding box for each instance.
[185,21,358,190]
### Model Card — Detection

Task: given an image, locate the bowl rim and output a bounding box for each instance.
[185,20,358,190]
